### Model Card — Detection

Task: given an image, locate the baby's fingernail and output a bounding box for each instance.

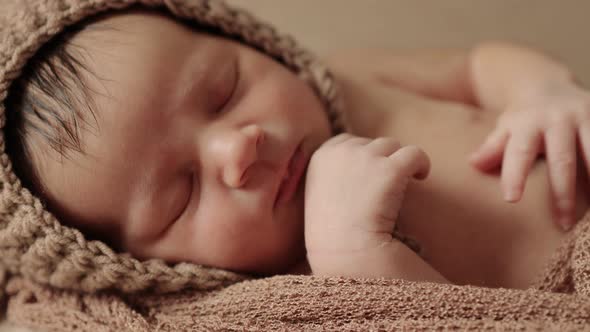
[560,216,573,232]
[504,189,518,202]
[557,200,575,231]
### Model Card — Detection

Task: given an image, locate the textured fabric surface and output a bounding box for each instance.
[1,0,590,331]
[3,211,590,331]
[4,235,590,332]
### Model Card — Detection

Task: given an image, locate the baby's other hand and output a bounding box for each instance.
[469,81,590,231]
[304,134,430,269]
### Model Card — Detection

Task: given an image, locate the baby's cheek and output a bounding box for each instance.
[193,205,293,272]
[192,203,257,252]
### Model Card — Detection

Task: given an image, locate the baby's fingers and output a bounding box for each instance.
[320,133,353,148]
[470,128,509,171]
[545,121,577,230]
[501,128,542,202]
[389,146,431,180]
[366,137,401,156]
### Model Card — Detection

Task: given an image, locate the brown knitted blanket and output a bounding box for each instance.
[2,212,589,331]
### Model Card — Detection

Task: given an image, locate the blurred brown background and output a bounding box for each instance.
[228,0,590,86]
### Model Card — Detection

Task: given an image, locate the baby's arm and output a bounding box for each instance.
[326,48,476,105]
[305,134,448,283]
[469,42,573,112]
[326,42,572,111]
[308,234,448,283]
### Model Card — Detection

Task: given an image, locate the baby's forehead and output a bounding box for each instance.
[61,15,238,158]
[75,9,219,46]
[69,11,172,50]
[71,10,238,80]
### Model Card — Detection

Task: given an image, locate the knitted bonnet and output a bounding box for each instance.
[0,0,343,296]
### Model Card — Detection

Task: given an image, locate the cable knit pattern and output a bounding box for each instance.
[1,0,590,331]
[5,275,590,331]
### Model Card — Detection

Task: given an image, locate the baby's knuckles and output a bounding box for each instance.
[305,135,406,257]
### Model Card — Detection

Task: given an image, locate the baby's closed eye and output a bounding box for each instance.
[208,57,240,115]
[215,58,240,114]
[168,172,195,225]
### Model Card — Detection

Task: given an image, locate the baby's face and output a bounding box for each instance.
[35,11,331,274]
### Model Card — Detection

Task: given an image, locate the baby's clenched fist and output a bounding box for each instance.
[304,133,430,272]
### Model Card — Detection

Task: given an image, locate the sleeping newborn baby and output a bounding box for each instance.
[7,9,590,289]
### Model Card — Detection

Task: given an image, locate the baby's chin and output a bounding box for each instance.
[254,201,306,275]
[227,238,306,276]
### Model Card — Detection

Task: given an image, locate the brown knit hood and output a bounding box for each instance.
[0,0,343,296]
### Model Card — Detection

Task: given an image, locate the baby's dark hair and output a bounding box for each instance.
[5,20,103,195]
[5,9,226,195]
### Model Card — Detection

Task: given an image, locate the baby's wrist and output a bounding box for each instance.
[307,235,404,277]
[516,76,576,99]
[305,228,393,257]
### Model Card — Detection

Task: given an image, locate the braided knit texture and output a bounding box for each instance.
[0,0,344,297]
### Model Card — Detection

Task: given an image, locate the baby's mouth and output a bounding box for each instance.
[275,143,306,207]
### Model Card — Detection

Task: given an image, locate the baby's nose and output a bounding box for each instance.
[221,124,265,188]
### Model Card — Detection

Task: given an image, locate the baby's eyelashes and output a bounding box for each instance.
[166,172,195,224]
[213,58,240,114]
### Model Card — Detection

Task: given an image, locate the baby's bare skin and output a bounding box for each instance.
[307,46,590,288]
